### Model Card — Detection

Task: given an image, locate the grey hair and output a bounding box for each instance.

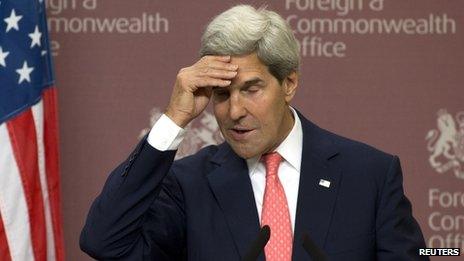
[200,5,300,83]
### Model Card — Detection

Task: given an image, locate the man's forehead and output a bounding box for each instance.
[229,54,270,84]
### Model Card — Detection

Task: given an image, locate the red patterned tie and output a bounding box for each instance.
[261,152,293,261]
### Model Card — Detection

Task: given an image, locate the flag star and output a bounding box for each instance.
[16,61,34,84]
[4,9,23,32]
[0,46,9,67]
[29,26,42,48]
[41,50,47,56]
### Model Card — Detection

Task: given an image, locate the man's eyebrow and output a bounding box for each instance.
[243,78,264,86]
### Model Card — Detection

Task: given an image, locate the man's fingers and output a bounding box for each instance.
[199,56,238,71]
[206,60,238,71]
[200,68,237,79]
[195,77,231,88]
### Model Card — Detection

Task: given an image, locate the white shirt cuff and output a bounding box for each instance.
[147,114,186,151]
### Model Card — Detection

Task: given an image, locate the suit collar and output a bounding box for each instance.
[294,108,339,161]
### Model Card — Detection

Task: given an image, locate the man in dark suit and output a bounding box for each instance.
[80,5,427,260]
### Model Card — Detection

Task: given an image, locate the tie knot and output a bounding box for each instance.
[262,152,282,177]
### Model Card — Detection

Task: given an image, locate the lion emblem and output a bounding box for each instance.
[426,109,464,179]
[139,107,223,159]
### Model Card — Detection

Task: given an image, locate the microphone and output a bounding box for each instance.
[242,225,271,261]
[302,233,328,261]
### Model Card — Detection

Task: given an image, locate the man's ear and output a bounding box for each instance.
[283,71,298,103]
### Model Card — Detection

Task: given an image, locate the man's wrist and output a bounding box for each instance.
[165,108,191,128]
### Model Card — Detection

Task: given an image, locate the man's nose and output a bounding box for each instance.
[228,93,247,121]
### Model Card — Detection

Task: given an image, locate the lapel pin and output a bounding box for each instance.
[319,179,331,188]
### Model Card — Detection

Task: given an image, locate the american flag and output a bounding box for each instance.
[0,0,65,260]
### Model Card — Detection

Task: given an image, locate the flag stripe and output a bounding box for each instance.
[43,88,65,260]
[0,212,12,261]
[0,123,35,261]
[32,99,57,261]
[6,110,47,261]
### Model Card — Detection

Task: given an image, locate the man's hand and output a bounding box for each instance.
[165,55,237,128]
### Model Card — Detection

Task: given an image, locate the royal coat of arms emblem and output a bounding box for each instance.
[426,109,464,179]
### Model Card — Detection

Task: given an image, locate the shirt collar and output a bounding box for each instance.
[246,106,303,175]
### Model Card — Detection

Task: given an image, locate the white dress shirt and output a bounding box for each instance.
[147,107,303,233]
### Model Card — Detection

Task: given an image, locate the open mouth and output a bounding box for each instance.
[232,129,251,134]
[229,128,254,140]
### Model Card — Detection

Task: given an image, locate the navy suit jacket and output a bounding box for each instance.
[80,112,427,260]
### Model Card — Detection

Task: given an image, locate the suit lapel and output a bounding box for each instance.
[292,113,341,260]
[207,144,264,261]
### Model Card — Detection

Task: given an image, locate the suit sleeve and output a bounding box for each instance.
[375,156,429,261]
[79,137,187,260]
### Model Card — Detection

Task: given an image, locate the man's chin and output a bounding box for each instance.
[227,142,261,159]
